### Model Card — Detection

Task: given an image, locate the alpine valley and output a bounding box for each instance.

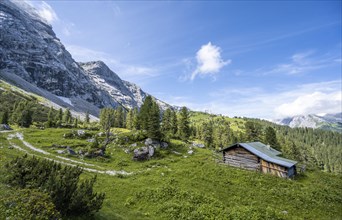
[0,1,341,220]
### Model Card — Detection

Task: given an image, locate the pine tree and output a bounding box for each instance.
[147,102,161,140]
[178,107,190,141]
[46,107,54,128]
[126,109,134,130]
[12,101,32,128]
[138,96,153,130]
[171,110,178,136]
[74,118,78,128]
[161,108,172,137]
[244,121,262,141]
[114,106,125,128]
[202,120,213,148]
[99,108,115,143]
[85,111,90,124]
[264,126,279,150]
[56,108,63,127]
[133,107,139,130]
[63,108,71,124]
[0,110,9,124]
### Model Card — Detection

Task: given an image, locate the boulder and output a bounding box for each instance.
[94,149,104,157]
[133,146,153,161]
[188,150,194,155]
[87,138,95,143]
[66,146,77,155]
[0,124,12,131]
[144,138,160,149]
[56,150,65,154]
[77,130,85,136]
[130,143,137,147]
[148,145,155,157]
[192,142,205,148]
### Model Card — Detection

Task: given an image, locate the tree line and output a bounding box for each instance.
[100,96,191,142]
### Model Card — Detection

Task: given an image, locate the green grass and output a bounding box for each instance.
[190,111,246,132]
[1,128,342,219]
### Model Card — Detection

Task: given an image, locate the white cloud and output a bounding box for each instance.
[12,0,58,24]
[190,42,231,80]
[35,1,58,24]
[262,50,337,75]
[275,91,342,117]
[166,80,342,119]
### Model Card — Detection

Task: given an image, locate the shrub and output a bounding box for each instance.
[0,188,61,219]
[4,155,105,217]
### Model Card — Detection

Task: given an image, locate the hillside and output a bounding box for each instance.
[1,126,341,219]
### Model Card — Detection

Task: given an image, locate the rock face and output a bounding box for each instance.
[0,0,114,107]
[0,0,174,114]
[79,61,172,110]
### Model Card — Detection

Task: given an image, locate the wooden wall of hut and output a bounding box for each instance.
[223,146,259,170]
[260,160,288,178]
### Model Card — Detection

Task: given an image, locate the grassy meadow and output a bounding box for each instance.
[1,128,341,220]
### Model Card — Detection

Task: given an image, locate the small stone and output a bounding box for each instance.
[161,142,168,149]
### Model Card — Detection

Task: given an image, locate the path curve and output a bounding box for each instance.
[7,132,132,176]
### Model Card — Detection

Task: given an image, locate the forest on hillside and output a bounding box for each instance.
[1,83,341,174]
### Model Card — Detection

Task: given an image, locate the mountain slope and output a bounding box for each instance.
[276,113,342,132]
[0,0,172,114]
[79,61,171,110]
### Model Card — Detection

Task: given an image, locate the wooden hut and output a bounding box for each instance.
[220,142,297,178]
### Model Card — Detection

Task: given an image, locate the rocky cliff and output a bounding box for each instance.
[0,0,172,115]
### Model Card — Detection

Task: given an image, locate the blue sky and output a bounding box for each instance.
[25,0,341,119]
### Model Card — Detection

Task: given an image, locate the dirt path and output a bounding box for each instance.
[6,132,132,176]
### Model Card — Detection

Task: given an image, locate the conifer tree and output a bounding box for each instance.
[46,107,54,128]
[74,118,78,128]
[114,106,125,128]
[138,96,153,130]
[85,111,90,124]
[99,108,115,143]
[264,126,279,150]
[126,109,134,130]
[63,108,71,124]
[161,108,172,137]
[244,121,262,141]
[202,120,213,148]
[171,110,178,136]
[12,101,32,128]
[178,107,190,141]
[0,110,9,124]
[55,108,63,127]
[133,107,139,130]
[147,102,161,140]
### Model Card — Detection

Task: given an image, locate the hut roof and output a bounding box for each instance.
[221,142,297,168]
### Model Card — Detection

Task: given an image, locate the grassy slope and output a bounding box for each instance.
[190,111,246,132]
[1,128,342,219]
